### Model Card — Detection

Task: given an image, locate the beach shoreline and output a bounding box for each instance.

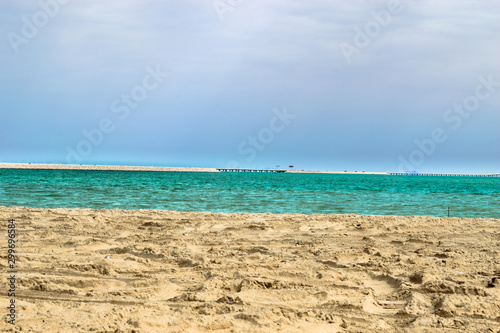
[0,163,387,174]
[1,163,498,177]
[2,206,499,332]
[0,163,219,173]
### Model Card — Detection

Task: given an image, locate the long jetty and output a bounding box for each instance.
[390,172,499,177]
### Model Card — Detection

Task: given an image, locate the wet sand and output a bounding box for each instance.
[1,207,499,332]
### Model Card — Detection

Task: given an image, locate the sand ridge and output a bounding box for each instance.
[0,163,219,173]
[0,163,387,175]
[1,207,499,332]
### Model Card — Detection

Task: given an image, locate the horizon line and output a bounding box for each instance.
[0,162,498,177]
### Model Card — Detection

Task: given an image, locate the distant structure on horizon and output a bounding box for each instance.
[390,172,499,177]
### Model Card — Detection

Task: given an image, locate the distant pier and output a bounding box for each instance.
[217,168,287,173]
[390,173,500,177]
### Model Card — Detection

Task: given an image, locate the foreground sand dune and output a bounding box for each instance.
[1,207,499,332]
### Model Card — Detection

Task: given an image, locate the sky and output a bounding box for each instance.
[0,0,499,173]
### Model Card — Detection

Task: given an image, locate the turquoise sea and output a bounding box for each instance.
[0,169,498,218]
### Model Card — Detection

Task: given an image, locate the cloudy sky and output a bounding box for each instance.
[1,0,499,173]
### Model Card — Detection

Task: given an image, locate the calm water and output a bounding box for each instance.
[0,169,498,218]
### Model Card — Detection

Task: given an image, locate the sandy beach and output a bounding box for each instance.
[0,163,219,173]
[0,163,389,175]
[2,163,498,177]
[1,207,499,332]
